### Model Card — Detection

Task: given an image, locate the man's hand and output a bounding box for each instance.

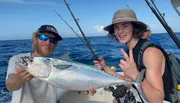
[6,67,33,91]
[84,87,96,96]
[16,67,33,81]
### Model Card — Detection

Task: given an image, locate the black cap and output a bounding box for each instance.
[37,25,62,41]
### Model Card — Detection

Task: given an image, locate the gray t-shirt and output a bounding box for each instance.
[6,53,57,103]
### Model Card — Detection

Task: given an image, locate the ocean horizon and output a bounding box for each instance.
[1,32,179,41]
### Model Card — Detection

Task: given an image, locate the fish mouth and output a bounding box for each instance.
[21,57,28,66]
[15,56,34,68]
[22,56,34,66]
[15,61,27,69]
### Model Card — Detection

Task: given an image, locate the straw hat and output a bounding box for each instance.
[104,8,147,32]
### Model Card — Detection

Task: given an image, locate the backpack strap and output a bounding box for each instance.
[137,40,155,70]
[136,40,161,83]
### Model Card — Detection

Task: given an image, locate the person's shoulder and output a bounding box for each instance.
[144,46,164,59]
[9,53,31,61]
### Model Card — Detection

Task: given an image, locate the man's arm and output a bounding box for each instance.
[142,47,165,103]
[6,68,33,91]
[6,56,33,91]
[6,72,25,91]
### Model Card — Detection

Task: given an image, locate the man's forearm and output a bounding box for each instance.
[6,73,24,91]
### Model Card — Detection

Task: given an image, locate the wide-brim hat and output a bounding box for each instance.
[37,25,62,41]
[104,8,147,32]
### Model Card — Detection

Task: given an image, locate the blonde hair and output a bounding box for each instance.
[31,31,38,50]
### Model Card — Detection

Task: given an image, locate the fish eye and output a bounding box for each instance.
[30,57,34,62]
[46,58,50,61]
[45,58,51,62]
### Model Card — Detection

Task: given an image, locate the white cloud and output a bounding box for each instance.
[94,25,104,32]
[0,0,58,5]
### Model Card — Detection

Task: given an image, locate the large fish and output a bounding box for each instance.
[16,56,139,91]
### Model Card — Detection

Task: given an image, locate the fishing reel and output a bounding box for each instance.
[108,85,140,103]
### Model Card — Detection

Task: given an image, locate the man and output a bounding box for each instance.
[6,25,63,103]
[142,25,152,40]
[142,24,161,46]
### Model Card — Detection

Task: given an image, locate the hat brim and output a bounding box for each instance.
[38,30,62,41]
[104,20,147,32]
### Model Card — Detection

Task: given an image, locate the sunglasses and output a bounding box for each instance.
[144,30,150,32]
[36,34,58,45]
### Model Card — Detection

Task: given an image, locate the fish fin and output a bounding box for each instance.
[58,52,72,61]
[54,64,72,70]
[134,69,146,84]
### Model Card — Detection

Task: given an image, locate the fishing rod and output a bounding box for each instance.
[64,0,99,60]
[150,0,168,26]
[145,0,180,48]
[148,0,167,25]
[63,1,123,102]
[53,9,87,46]
[123,0,130,8]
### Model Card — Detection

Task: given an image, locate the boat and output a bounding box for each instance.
[57,89,114,103]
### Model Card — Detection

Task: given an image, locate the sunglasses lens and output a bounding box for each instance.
[37,34,57,44]
[50,38,57,44]
[38,34,48,41]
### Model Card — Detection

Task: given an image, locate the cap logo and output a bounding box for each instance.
[46,26,58,33]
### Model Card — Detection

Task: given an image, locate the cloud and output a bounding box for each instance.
[0,0,58,5]
[94,25,104,32]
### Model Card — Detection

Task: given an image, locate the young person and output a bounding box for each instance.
[92,8,172,103]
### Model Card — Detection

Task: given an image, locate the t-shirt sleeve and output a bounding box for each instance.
[6,56,19,80]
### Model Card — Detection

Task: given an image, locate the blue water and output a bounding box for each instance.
[0,33,180,103]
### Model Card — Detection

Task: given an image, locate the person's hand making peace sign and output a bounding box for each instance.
[119,48,140,81]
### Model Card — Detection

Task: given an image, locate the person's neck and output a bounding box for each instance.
[31,51,51,57]
[31,52,40,57]
[126,38,139,49]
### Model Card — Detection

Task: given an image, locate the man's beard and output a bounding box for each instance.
[34,43,53,57]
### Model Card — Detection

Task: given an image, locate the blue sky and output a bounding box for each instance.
[0,0,180,40]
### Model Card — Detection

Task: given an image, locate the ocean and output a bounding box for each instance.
[0,33,180,103]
